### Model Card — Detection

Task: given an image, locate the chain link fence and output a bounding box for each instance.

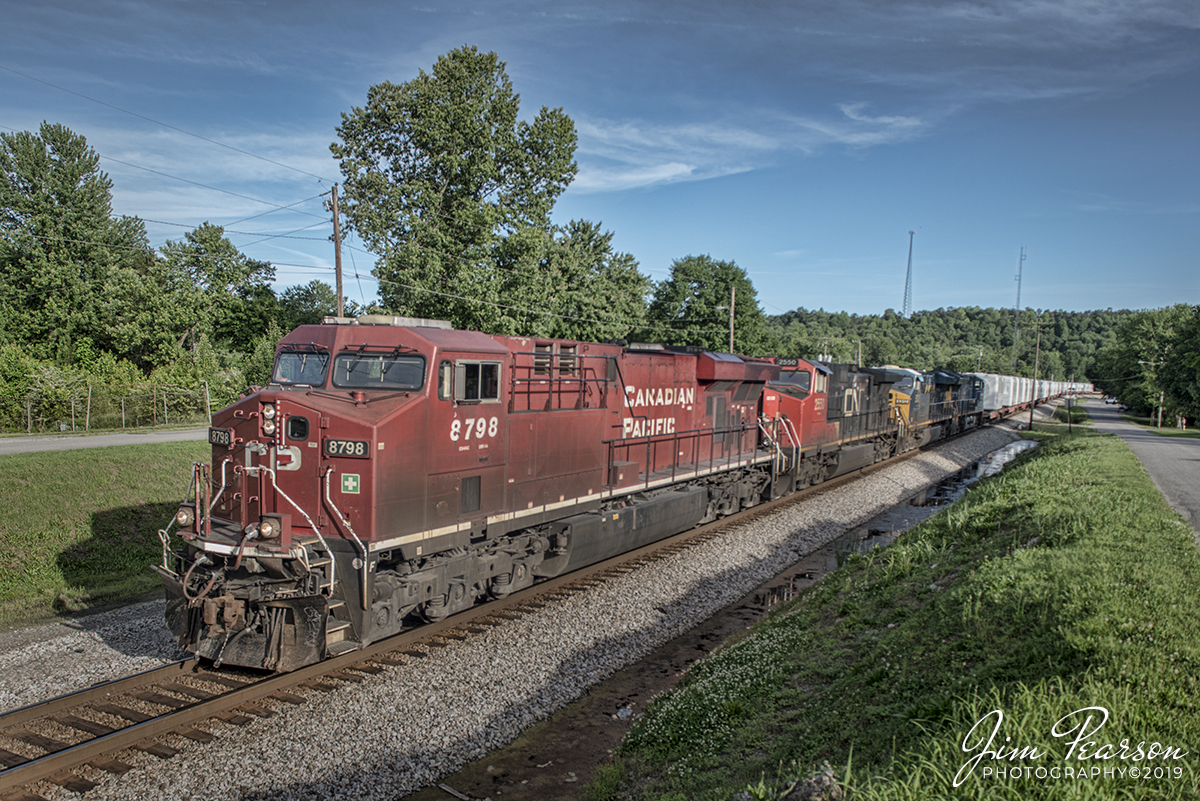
[0,384,213,434]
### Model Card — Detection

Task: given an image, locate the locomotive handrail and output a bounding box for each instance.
[508,350,616,412]
[322,468,369,610]
[253,465,335,593]
[604,421,761,493]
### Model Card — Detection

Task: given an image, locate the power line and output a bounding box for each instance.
[1,64,337,184]
[143,218,330,241]
[99,154,329,224]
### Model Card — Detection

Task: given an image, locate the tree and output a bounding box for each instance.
[643,255,768,354]
[0,123,152,362]
[546,220,649,342]
[486,220,650,341]
[330,46,578,332]
[1162,305,1200,422]
[278,280,362,330]
[156,222,276,352]
[1092,306,1187,414]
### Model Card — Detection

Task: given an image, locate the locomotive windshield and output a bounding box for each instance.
[769,369,811,399]
[273,349,330,386]
[332,354,426,390]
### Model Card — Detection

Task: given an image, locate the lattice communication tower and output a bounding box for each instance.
[902,231,915,318]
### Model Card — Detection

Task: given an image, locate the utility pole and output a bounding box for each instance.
[902,231,915,318]
[1012,246,1025,372]
[727,285,736,353]
[331,184,344,318]
[1068,373,1075,434]
[1028,312,1041,431]
[1138,360,1167,428]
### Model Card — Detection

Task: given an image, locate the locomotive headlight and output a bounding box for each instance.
[262,403,277,420]
[175,506,195,528]
[258,518,279,539]
[262,419,277,435]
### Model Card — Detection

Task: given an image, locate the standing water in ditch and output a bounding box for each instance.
[748,439,1039,610]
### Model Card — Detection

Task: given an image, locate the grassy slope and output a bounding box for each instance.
[1118,413,1200,439]
[0,441,208,624]
[599,428,1200,800]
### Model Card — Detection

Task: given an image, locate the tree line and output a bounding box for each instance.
[3,45,1195,425]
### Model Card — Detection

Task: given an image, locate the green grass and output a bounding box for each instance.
[1118,413,1200,439]
[1054,403,1091,426]
[597,429,1200,800]
[0,441,208,625]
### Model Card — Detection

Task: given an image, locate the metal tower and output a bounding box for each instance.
[1011,246,1025,371]
[902,231,915,318]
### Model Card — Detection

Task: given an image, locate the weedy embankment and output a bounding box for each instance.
[591,428,1200,800]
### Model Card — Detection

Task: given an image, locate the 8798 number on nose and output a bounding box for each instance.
[325,439,369,457]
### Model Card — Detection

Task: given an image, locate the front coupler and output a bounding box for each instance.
[162,567,328,672]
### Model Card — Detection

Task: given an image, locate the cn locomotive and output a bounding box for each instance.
[155,315,1084,671]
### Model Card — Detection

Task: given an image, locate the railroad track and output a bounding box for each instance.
[0,448,923,801]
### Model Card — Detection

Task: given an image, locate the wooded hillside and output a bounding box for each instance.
[765,306,1126,381]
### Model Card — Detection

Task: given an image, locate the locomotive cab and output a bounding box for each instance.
[158,316,473,670]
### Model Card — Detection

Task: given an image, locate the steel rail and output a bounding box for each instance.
[0,660,196,730]
[0,433,939,797]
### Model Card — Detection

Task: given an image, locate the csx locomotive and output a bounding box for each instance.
[156,316,1082,671]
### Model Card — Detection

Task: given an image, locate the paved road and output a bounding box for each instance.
[1087,402,1200,538]
[0,427,208,456]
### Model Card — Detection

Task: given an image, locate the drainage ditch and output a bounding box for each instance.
[748,439,1038,611]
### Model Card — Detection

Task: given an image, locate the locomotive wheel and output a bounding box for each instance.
[491,572,513,598]
[422,579,474,622]
[423,594,449,622]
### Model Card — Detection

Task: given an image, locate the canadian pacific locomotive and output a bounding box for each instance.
[156,315,1085,671]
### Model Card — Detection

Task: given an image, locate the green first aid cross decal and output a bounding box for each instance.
[341,473,361,494]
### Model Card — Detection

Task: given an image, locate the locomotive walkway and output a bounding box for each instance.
[1086,402,1200,541]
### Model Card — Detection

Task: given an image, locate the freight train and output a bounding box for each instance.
[155,316,1089,671]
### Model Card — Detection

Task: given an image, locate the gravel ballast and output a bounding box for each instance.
[1,426,1020,801]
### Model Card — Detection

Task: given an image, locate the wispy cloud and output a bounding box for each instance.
[572,102,933,192]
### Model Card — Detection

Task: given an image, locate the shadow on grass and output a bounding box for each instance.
[54,501,175,614]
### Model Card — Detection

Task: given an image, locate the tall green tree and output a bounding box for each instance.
[1095,304,1191,416]
[545,220,649,342]
[0,123,152,362]
[488,220,649,340]
[278,280,362,330]
[157,222,276,352]
[1162,305,1200,421]
[643,255,768,354]
[331,45,578,332]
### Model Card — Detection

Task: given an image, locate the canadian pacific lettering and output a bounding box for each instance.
[624,386,695,409]
[622,385,693,439]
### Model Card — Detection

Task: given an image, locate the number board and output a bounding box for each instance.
[208,427,232,446]
[325,439,370,458]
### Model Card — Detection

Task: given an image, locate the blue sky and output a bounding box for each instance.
[2,0,1197,318]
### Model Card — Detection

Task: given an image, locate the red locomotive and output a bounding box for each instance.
[159,316,789,670]
[157,315,1058,671]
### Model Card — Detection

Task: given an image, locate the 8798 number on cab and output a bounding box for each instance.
[325,439,369,458]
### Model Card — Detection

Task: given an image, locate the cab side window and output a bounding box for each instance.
[454,361,501,403]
